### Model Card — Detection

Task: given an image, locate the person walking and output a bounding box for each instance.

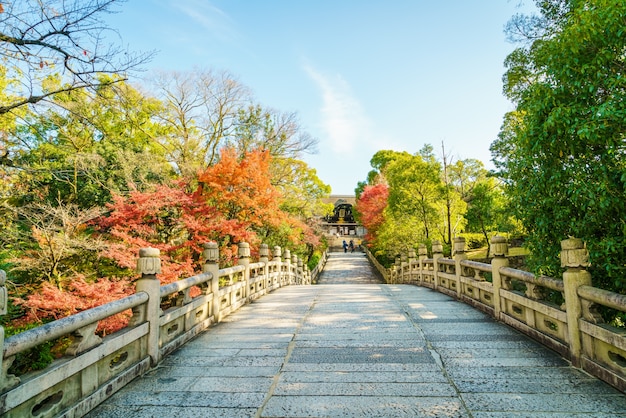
[342,240,348,253]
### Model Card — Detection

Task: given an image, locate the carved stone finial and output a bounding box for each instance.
[273,246,282,259]
[238,242,250,258]
[136,248,161,275]
[259,244,269,258]
[432,240,443,254]
[283,249,291,260]
[202,242,219,263]
[453,237,466,254]
[418,244,428,257]
[490,235,508,258]
[408,248,416,259]
[561,237,590,268]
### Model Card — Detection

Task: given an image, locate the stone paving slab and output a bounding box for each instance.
[86,252,626,418]
[261,395,468,418]
[278,370,449,383]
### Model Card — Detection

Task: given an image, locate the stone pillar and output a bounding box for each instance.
[490,236,509,319]
[260,244,270,290]
[273,246,282,288]
[0,269,19,392]
[408,248,417,283]
[297,258,303,285]
[238,242,251,301]
[418,244,428,283]
[136,247,161,366]
[453,237,467,297]
[400,253,408,283]
[202,242,220,323]
[283,249,291,285]
[292,253,299,285]
[561,237,592,367]
[393,255,401,284]
[432,240,444,289]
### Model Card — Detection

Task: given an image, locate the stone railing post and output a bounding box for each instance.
[273,246,282,288]
[400,253,408,283]
[394,255,401,284]
[453,237,467,297]
[260,244,270,289]
[432,240,444,289]
[292,254,299,285]
[490,236,509,319]
[136,247,161,366]
[238,242,251,301]
[297,258,303,285]
[408,248,416,283]
[0,269,19,392]
[283,249,291,285]
[561,237,592,367]
[418,244,428,284]
[202,242,220,323]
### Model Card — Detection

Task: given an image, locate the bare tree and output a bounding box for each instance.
[150,69,251,178]
[8,202,105,286]
[0,0,151,114]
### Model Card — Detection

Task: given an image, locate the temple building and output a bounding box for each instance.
[320,195,366,246]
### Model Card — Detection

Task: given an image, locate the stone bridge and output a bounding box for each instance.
[84,252,626,417]
[2,240,626,418]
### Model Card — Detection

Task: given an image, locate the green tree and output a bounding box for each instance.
[492,0,626,288]
[449,159,510,253]
[9,76,172,207]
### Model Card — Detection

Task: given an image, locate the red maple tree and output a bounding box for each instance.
[356,183,389,244]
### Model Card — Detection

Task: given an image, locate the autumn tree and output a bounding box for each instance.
[0,0,150,115]
[492,0,626,288]
[197,148,320,259]
[98,183,253,281]
[355,183,388,245]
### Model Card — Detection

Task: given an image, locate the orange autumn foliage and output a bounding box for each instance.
[198,148,285,229]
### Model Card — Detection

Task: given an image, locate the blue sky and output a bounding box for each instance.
[106,1,535,195]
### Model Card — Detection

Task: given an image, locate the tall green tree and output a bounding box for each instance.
[492,0,626,288]
[449,159,510,253]
[385,151,445,243]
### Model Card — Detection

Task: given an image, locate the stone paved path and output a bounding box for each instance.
[87,252,626,417]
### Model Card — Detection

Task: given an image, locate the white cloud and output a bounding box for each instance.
[170,0,238,43]
[303,64,371,155]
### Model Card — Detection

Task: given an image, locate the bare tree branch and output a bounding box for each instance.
[0,0,153,114]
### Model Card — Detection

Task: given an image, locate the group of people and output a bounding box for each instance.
[342,239,356,253]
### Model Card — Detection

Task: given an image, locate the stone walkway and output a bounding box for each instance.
[87,252,626,417]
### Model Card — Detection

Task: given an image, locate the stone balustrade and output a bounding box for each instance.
[0,243,327,417]
[365,236,626,393]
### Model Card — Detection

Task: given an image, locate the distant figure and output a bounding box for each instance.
[349,240,354,253]
[342,240,348,253]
